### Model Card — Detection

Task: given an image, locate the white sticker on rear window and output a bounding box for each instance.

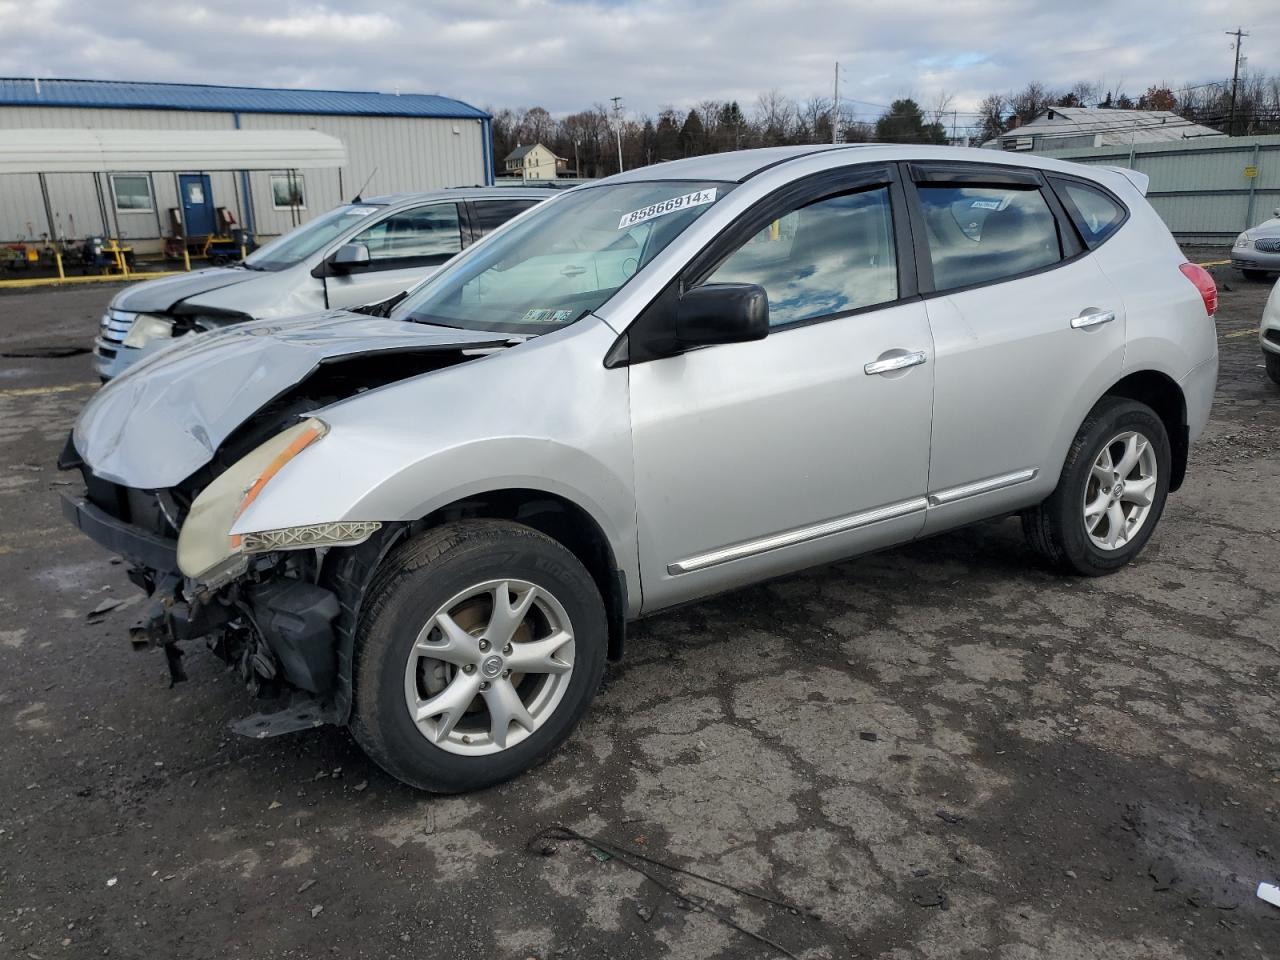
[618,188,717,230]
[347,206,378,216]
[969,200,1002,210]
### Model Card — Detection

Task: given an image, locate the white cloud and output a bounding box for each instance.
[0,0,1276,123]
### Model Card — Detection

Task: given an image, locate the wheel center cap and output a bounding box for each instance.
[480,655,504,679]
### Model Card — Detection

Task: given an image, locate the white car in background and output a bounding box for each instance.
[1232,206,1280,281]
[1261,280,1280,385]
[94,188,555,379]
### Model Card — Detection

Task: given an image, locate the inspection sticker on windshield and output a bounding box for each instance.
[618,188,717,230]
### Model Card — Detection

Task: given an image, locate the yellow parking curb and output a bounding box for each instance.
[0,271,183,290]
[0,382,96,397]
[1197,260,1231,268]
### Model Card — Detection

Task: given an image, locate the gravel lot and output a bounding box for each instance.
[1,261,1277,959]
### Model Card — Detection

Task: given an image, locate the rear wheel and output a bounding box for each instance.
[1266,352,1280,386]
[349,520,607,792]
[1023,397,1171,576]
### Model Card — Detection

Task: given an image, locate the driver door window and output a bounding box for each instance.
[350,204,463,270]
[706,187,898,327]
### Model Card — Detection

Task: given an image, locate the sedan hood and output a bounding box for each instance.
[110,267,261,313]
[74,312,509,488]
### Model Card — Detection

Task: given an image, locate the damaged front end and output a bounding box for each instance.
[62,315,512,734]
[59,421,377,733]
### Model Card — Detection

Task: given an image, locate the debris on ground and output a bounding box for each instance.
[298,879,316,894]
[87,597,124,619]
[529,825,820,959]
[1258,882,1280,908]
[310,904,323,918]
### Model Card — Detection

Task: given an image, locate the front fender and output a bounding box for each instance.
[228,316,641,610]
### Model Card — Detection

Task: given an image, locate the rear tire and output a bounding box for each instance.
[1023,397,1171,576]
[349,520,607,793]
[1266,352,1280,386]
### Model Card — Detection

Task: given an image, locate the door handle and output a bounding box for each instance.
[1070,309,1116,329]
[864,351,927,376]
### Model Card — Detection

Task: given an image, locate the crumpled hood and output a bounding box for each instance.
[74,311,509,488]
[110,267,261,313]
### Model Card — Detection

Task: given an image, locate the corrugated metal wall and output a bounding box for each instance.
[0,105,486,250]
[1049,135,1280,244]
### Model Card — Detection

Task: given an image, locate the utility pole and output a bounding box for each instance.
[610,96,625,172]
[832,61,840,144]
[1226,27,1249,136]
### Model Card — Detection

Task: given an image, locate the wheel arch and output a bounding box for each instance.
[1102,369,1188,491]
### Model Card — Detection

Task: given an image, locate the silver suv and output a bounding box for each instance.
[61,145,1219,792]
[94,188,554,379]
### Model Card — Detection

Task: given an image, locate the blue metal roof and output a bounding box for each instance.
[0,78,489,120]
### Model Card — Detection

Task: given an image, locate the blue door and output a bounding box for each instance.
[179,174,214,236]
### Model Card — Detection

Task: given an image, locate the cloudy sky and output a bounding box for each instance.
[2,0,1278,123]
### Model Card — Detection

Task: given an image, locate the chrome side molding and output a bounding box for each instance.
[667,496,928,575]
[927,468,1038,506]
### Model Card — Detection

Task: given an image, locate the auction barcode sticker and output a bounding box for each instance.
[618,188,717,230]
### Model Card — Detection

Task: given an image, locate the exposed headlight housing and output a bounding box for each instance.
[1235,234,1253,249]
[240,520,382,554]
[122,313,174,348]
[177,419,328,581]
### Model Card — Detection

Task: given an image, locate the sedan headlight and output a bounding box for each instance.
[177,419,328,580]
[1235,234,1253,250]
[122,313,174,348]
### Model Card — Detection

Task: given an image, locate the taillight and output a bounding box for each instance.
[1179,262,1217,317]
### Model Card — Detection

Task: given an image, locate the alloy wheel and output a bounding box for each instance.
[403,579,576,756]
[1082,430,1158,551]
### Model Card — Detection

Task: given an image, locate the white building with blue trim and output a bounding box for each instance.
[0,78,495,251]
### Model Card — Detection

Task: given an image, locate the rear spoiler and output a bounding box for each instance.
[1105,166,1149,196]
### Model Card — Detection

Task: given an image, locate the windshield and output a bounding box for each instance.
[395,181,729,333]
[243,204,385,271]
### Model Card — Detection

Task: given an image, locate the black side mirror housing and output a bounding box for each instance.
[674,283,769,348]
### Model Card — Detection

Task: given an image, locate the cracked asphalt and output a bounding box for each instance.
[1,261,1277,959]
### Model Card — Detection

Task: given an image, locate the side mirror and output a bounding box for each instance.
[331,242,371,270]
[675,283,769,348]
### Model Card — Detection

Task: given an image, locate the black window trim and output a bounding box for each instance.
[902,160,1087,298]
[1044,173,1131,251]
[467,197,543,244]
[608,162,919,366]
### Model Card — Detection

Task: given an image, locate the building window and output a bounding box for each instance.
[271,174,306,210]
[110,174,154,213]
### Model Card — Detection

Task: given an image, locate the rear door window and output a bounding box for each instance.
[916,185,1062,291]
[1051,179,1127,248]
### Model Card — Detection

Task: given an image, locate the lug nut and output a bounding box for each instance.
[478,639,491,652]
[462,664,476,674]
[502,643,513,655]
[502,669,511,679]
[479,680,491,691]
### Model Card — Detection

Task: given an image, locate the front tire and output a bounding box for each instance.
[349,520,607,793]
[1023,397,1171,576]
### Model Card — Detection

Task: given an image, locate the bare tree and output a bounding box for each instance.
[755,89,797,145]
